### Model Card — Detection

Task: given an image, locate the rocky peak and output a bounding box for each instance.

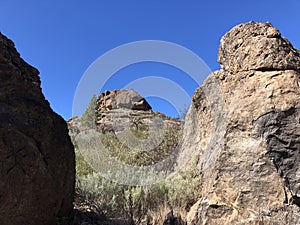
[97,89,152,112]
[218,21,300,74]
[69,89,180,135]
[94,89,180,133]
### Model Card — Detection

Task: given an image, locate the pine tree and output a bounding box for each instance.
[81,94,97,129]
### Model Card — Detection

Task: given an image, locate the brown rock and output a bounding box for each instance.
[69,89,180,136]
[67,116,81,134]
[96,89,157,133]
[180,22,300,224]
[0,33,75,225]
[218,21,300,74]
[96,89,152,112]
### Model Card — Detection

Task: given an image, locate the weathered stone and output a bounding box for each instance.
[218,21,300,74]
[180,22,300,224]
[0,33,75,225]
[97,89,152,113]
[254,107,300,205]
[67,116,81,134]
[95,89,179,133]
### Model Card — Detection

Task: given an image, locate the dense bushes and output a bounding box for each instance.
[74,153,201,224]
[70,111,201,224]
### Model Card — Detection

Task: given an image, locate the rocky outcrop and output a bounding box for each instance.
[95,89,179,133]
[181,22,300,224]
[218,22,300,74]
[69,89,182,171]
[0,33,75,225]
[97,89,152,112]
[68,116,81,134]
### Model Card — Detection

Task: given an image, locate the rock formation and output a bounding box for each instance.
[95,89,179,133]
[0,33,75,225]
[97,89,152,112]
[180,22,300,224]
[69,89,182,174]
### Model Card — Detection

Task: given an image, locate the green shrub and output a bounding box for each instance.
[76,173,127,218]
[75,149,93,177]
[97,125,181,167]
[74,159,201,224]
[80,95,97,129]
[70,113,201,224]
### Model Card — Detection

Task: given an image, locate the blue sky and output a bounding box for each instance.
[1,1,299,119]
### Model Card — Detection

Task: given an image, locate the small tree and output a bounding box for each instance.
[179,104,189,121]
[81,95,97,129]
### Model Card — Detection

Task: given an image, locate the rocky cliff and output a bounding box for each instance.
[0,33,75,225]
[180,22,300,224]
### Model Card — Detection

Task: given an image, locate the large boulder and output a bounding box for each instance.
[0,33,75,225]
[97,89,152,112]
[181,22,300,224]
[218,21,300,74]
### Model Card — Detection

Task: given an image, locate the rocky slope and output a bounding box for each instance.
[0,33,75,225]
[179,22,300,224]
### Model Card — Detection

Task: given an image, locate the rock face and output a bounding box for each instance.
[0,33,75,225]
[181,22,300,224]
[95,89,179,133]
[218,22,300,74]
[97,89,152,112]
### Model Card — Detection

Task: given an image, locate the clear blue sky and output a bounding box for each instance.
[1,0,299,119]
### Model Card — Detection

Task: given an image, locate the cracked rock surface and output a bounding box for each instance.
[0,33,75,225]
[218,21,300,74]
[180,22,300,224]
